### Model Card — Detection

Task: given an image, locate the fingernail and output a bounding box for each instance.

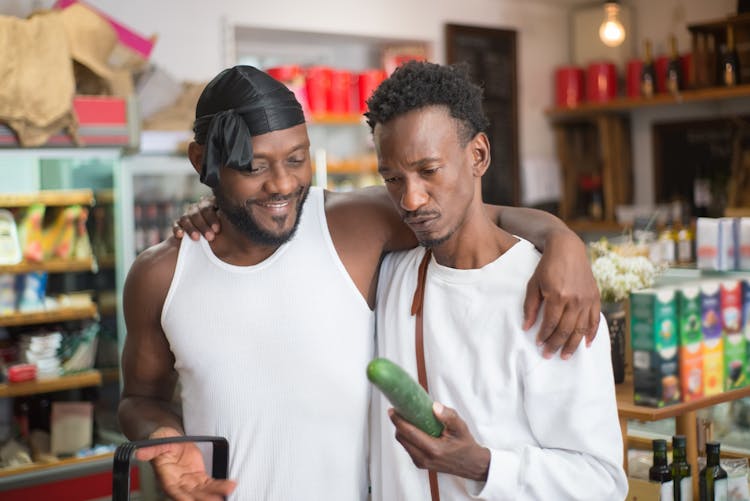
[561,352,571,360]
[543,351,553,360]
[536,339,543,347]
[206,231,215,241]
[387,408,394,417]
[212,224,220,232]
[433,402,444,415]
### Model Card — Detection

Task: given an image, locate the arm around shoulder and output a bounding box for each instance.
[118,239,184,440]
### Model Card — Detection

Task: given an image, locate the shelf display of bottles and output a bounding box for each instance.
[649,439,674,500]
[699,442,728,500]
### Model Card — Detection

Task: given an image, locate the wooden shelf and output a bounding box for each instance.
[309,113,364,125]
[0,189,94,208]
[0,370,102,398]
[566,219,627,233]
[96,254,116,269]
[546,84,750,121]
[94,189,115,205]
[99,367,120,383]
[0,257,94,274]
[0,304,97,327]
[616,379,750,421]
[0,450,112,479]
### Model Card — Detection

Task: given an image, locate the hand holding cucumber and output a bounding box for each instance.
[367,357,444,437]
[367,358,490,481]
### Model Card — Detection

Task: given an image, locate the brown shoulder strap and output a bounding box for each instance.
[411,249,440,501]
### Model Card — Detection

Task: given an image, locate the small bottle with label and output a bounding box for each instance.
[677,220,694,265]
[658,224,677,266]
[700,442,728,501]
[649,439,674,501]
[670,435,692,501]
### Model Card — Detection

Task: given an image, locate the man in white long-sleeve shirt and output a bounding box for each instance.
[367,61,628,500]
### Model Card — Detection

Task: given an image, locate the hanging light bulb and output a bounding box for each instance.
[599,1,626,47]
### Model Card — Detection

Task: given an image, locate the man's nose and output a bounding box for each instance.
[400,179,428,212]
[265,165,296,195]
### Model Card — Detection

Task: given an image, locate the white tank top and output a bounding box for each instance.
[161,187,374,500]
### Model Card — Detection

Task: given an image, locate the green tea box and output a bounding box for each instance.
[721,280,746,389]
[744,280,750,384]
[701,281,725,396]
[631,287,680,407]
[677,284,704,401]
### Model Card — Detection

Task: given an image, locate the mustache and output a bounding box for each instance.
[402,209,440,220]
[249,186,306,205]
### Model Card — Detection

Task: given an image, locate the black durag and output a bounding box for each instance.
[192,65,306,187]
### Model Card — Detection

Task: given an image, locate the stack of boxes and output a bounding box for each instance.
[630,277,750,407]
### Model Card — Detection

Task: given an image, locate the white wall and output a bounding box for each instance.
[2,0,572,201]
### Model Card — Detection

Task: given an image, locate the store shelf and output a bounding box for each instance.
[616,380,750,421]
[99,367,120,383]
[0,189,95,208]
[96,254,116,270]
[309,113,365,125]
[0,304,97,327]
[0,370,102,398]
[94,189,115,205]
[0,451,113,480]
[0,258,95,274]
[566,219,627,234]
[545,84,750,121]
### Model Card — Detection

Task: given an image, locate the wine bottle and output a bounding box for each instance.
[649,439,674,501]
[723,25,741,86]
[666,35,683,94]
[670,435,692,501]
[642,39,657,98]
[699,442,728,501]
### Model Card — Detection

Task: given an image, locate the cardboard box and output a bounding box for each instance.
[701,281,725,396]
[631,288,680,407]
[677,284,704,401]
[697,218,720,270]
[721,280,746,389]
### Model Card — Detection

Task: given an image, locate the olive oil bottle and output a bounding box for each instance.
[699,442,728,501]
[670,435,692,501]
[650,439,674,500]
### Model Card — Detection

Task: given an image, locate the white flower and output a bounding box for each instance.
[589,239,661,303]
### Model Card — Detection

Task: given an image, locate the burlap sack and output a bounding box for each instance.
[143,82,206,131]
[60,3,134,97]
[0,11,77,146]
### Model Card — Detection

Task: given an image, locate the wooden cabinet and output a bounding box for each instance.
[0,152,122,492]
[546,84,750,230]
[617,378,750,499]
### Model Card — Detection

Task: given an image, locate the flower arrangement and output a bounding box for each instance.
[589,239,662,303]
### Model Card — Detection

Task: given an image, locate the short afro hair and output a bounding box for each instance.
[365,60,489,145]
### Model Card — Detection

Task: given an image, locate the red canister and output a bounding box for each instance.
[328,70,353,114]
[625,59,643,98]
[305,66,332,114]
[554,66,585,108]
[358,69,387,113]
[586,62,617,102]
[266,65,309,116]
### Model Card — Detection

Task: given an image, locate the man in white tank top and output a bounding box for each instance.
[367,62,627,500]
[119,66,603,500]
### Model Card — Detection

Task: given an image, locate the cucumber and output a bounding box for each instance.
[366,357,444,437]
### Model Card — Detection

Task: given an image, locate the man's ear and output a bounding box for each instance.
[187,142,204,176]
[470,132,491,177]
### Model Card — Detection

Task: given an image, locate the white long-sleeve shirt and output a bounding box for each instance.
[372,239,628,500]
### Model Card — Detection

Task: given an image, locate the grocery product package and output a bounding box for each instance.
[0,210,21,265]
[15,203,46,262]
[42,205,80,260]
[15,272,48,312]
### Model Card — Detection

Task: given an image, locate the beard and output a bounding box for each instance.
[213,185,310,247]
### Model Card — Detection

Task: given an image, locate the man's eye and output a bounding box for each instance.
[422,168,439,176]
[383,177,399,184]
[287,158,304,165]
